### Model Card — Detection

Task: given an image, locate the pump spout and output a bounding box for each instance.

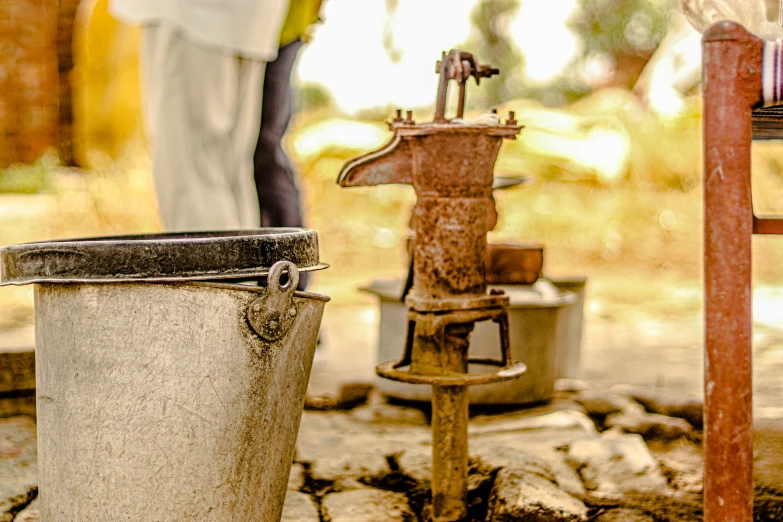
[337,133,413,187]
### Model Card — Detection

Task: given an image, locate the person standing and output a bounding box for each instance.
[254,1,322,289]
[110,0,290,231]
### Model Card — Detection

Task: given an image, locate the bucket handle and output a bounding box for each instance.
[246,261,299,341]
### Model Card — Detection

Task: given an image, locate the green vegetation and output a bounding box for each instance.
[0,153,57,194]
[463,0,673,109]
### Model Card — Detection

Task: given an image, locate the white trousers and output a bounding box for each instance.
[142,21,265,231]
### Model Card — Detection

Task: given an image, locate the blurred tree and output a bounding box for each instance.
[383,0,403,63]
[462,0,523,110]
[569,0,671,91]
[298,83,333,112]
[459,0,671,108]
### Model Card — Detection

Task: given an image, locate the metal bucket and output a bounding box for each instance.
[549,275,587,379]
[1,229,329,521]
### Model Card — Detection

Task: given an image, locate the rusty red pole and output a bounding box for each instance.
[702,21,762,522]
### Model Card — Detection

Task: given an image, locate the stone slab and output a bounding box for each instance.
[288,463,305,491]
[605,411,693,442]
[567,429,671,498]
[487,467,588,521]
[308,451,391,486]
[396,445,431,483]
[622,387,703,429]
[322,489,415,522]
[472,442,586,497]
[594,508,654,521]
[280,491,319,522]
[350,402,429,426]
[0,417,36,522]
[11,498,37,522]
[754,419,783,493]
[295,411,430,465]
[470,410,599,455]
[470,410,597,441]
[647,439,703,494]
[574,392,643,418]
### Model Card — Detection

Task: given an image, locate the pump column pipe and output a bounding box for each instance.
[406,178,491,521]
[338,49,524,522]
[422,323,472,521]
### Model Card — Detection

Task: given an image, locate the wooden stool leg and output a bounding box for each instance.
[702,22,762,522]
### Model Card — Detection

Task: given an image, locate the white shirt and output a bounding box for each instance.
[110,0,290,61]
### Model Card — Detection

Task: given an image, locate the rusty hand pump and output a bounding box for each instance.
[338,50,526,522]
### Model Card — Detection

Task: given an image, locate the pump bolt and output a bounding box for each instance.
[288,307,297,317]
[393,109,403,123]
[269,320,278,330]
[252,303,262,312]
[506,111,517,126]
[405,110,415,124]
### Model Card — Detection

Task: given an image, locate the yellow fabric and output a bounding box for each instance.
[279,0,322,46]
[73,0,145,166]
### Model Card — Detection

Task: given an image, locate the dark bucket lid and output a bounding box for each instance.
[0,228,327,285]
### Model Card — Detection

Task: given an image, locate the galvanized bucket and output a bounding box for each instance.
[0,229,329,522]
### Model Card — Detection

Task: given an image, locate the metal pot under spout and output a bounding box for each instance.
[362,277,577,406]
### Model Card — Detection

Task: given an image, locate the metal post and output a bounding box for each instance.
[414,321,473,522]
[702,22,762,522]
[431,385,469,521]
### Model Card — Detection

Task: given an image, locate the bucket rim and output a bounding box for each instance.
[1,228,326,285]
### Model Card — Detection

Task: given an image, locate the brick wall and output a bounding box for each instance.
[0,0,78,167]
[57,0,79,165]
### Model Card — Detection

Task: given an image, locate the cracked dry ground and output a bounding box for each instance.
[4,383,783,522]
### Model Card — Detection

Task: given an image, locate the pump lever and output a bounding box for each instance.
[434,50,499,122]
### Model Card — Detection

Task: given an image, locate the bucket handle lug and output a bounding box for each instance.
[247,261,299,341]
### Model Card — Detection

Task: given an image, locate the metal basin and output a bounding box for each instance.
[362,278,577,406]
